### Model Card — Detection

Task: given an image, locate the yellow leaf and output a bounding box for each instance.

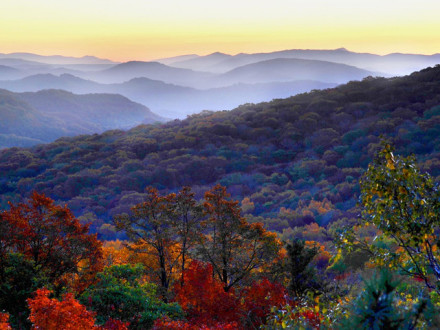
[386,159,395,170]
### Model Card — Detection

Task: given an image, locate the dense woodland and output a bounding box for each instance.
[1,65,440,328]
[2,65,440,239]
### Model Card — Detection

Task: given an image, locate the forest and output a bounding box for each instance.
[1,65,440,328]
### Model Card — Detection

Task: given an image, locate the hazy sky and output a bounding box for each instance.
[1,0,439,61]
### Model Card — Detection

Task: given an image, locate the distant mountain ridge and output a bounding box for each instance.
[0,52,117,65]
[0,73,336,118]
[0,89,164,148]
[1,48,439,119]
[168,48,440,75]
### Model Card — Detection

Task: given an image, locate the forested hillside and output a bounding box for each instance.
[0,89,163,148]
[1,65,440,240]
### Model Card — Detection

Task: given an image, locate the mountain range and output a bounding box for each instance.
[0,73,336,118]
[1,65,440,238]
[165,48,440,75]
[0,48,439,138]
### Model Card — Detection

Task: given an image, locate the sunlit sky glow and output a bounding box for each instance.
[1,0,439,61]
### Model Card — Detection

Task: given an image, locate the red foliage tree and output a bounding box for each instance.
[0,192,103,290]
[154,318,239,330]
[27,289,129,330]
[0,313,11,330]
[172,260,240,326]
[27,288,96,330]
[241,278,288,328]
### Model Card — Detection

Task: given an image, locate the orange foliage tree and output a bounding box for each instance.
[114,186,202,294]
[0,313,11,330]
[114,187,180,294]
[199,184,280,291]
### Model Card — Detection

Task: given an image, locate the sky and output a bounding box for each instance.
[1,0,439,62]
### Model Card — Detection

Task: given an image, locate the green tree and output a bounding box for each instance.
[356,143,440,291]
[286,240,320,297]
[0,253,47,329]
[339,270,432,329]
[79,264,182,329]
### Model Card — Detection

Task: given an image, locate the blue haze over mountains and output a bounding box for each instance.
[0,48,439,148]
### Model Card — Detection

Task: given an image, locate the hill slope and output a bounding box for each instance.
[1,65,440,239]
[0,89,164,148]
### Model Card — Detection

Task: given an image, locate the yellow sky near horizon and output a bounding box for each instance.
[1,0,439,61]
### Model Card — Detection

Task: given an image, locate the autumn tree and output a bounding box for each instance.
[114,187,202,294]
[199,184,280,292]
[169,187,202,287]
[114,187,177,294]
[0,192,103,291]
[240,278,287,328]
[27,288,97,330]
[0,313,11,330]
[171,260,240,326]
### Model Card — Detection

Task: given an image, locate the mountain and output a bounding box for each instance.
[83,61,214,86]
[85,58,370,89]
[165,52,232,72]
[0,52,117,65]
[170,48,440,75]
[0,65,22,80]
[214,58,376,86]
[0,89,164,148]
[156,54,199,65]
[0,89,66,147]
[1,65,440,238]
[19,90,164,131]
[0,73,336,118]
[0,74,101,93]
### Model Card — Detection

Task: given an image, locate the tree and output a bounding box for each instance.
[79,264,182,329]
[168,187,202,287]
[114,186,203,293]
[359,143,440,291]
[0,253,46,329]
[339,270,432,329]
[0,313,11,330]
[199,184,280,292]
[172,260,239,325]
[114,187,180,295]
[27,288,97,330]
[0,192,103,292]
[286,240,320,297]
[240,278,287,328]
